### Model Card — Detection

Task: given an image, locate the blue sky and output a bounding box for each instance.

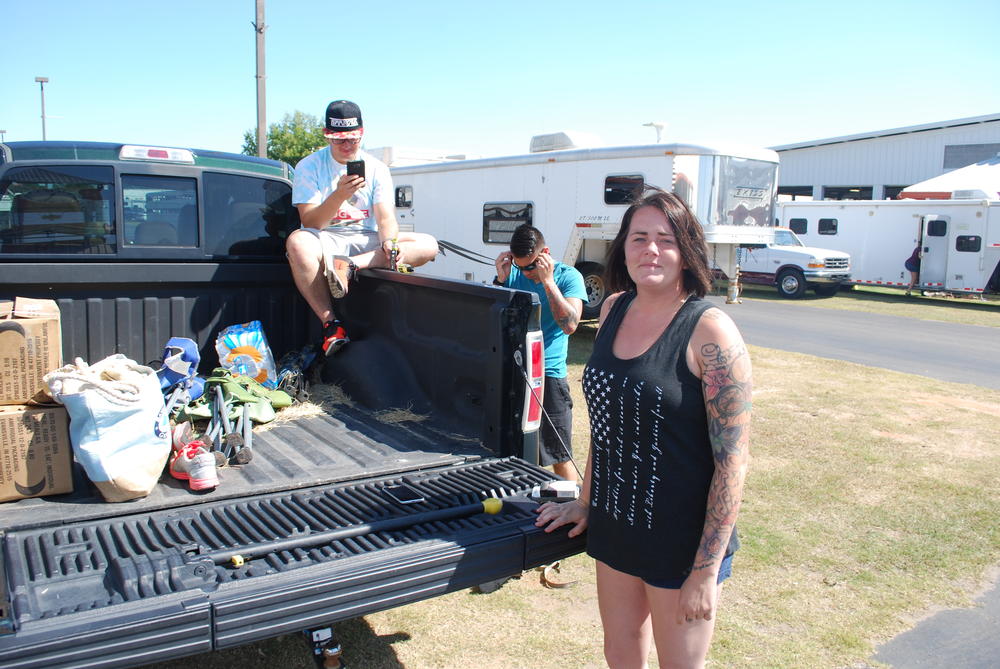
[3,0,998,158]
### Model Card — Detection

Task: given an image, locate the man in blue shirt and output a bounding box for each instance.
[494,224,587,482]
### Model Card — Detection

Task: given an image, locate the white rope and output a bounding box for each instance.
[45,355,156,406]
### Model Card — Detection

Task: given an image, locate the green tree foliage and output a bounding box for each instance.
[242,111,326,167]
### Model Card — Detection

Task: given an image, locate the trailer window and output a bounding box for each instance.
[483,202,533,244]
[955,235,981,253]
[818,218,838,235]
[0,165,116,255]
[605,175,644,205]
[204,172,298,257]
[395,186,413,208]
[788,218,807,235]
[926,220,947,237]
[122,175,198,247]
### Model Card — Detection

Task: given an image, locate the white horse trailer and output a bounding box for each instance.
[386,136,779,317]
[776,199,1000,296]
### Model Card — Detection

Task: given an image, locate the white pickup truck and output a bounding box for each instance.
[735,227,851,298]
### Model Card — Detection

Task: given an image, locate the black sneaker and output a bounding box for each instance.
[321,320,349,356]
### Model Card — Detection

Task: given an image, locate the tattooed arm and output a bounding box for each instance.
[534,252,584,334]
[678,307,752,624]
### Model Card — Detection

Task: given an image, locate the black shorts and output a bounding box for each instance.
[540,375,574,466]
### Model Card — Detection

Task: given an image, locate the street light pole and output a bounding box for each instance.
[0,130,6,143]
[34,77,49,140]
[253,0,267,159]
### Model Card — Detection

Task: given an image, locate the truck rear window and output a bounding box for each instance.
[204,172,299,257]
[123,175,198,247]
[0,166,115,255]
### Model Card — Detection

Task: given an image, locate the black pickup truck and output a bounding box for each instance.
[0,141,584,668]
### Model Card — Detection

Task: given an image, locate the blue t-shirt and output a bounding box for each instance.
[292,148,391,232]
[505,262,587,378]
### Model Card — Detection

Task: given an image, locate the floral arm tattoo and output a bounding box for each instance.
[692,327,752,575]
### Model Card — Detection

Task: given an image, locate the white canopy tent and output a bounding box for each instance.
[900,154,1000,200]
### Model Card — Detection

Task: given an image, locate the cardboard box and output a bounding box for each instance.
[0,297,63,405]
[0,404,74,502]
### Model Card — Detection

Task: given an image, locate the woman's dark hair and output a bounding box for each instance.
[510,223,545,258]
[604,186,713,297]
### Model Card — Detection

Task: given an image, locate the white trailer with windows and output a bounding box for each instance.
[776,199,1000,295]
[388,135,778,317]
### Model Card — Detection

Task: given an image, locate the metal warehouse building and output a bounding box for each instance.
[772,113,1000,201]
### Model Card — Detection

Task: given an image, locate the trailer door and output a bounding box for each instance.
[919,215,949,289]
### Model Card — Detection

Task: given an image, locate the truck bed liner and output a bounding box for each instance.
[1,403,492,532]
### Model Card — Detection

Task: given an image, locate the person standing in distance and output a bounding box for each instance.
[534,188,752,668]
[286,100,438,355]
[494,224,587,482]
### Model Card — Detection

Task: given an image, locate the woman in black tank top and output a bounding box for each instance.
[535,188,752,668]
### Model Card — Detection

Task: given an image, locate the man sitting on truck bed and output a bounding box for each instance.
[494,224,587,482]
[286,99,439,355]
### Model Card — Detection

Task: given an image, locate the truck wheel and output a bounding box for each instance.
[777,269,807,299]
[813,284,840,297]
[577,262,606,320]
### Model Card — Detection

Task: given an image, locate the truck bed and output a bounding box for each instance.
[0,400,493,531]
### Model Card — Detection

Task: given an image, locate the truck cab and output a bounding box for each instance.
[736,227,851,298]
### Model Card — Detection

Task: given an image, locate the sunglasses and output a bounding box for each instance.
[514,260,537,272]
[330,137,362,145]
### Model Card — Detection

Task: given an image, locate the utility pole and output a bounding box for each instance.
[35,77,49,140]
[254,1,267,158]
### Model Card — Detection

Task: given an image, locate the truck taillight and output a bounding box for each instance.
[521,331,544,433]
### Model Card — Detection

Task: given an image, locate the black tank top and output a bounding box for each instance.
[583,292,739,579]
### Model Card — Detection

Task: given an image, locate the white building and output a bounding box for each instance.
[772,113,1000,201]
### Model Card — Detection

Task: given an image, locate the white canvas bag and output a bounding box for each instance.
[45,355,171,502]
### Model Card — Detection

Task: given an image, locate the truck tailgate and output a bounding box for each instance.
[0,457,585,668]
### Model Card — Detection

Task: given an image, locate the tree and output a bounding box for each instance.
[242,111,326,167]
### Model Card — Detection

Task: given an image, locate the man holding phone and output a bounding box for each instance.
[494,224,587,482]
[287,100,439,355]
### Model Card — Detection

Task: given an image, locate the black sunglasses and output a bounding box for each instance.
[516,261,537,272]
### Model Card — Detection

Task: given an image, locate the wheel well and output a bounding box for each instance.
[775,265,805,284]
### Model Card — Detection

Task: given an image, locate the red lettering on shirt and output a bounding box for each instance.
[332,209,370,220]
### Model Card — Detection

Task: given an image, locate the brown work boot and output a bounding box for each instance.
[324,256,355,298]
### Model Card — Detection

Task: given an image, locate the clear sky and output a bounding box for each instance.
[2,0,998,159]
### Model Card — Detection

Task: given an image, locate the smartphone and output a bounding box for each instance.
[383,484,425,505]
[346,160,365,179]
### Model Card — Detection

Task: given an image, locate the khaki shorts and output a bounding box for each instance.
[299,227,380,257]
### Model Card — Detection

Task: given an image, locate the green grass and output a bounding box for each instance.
[145,317,1000,669]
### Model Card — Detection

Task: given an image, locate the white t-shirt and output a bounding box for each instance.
[292,148,393,232]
